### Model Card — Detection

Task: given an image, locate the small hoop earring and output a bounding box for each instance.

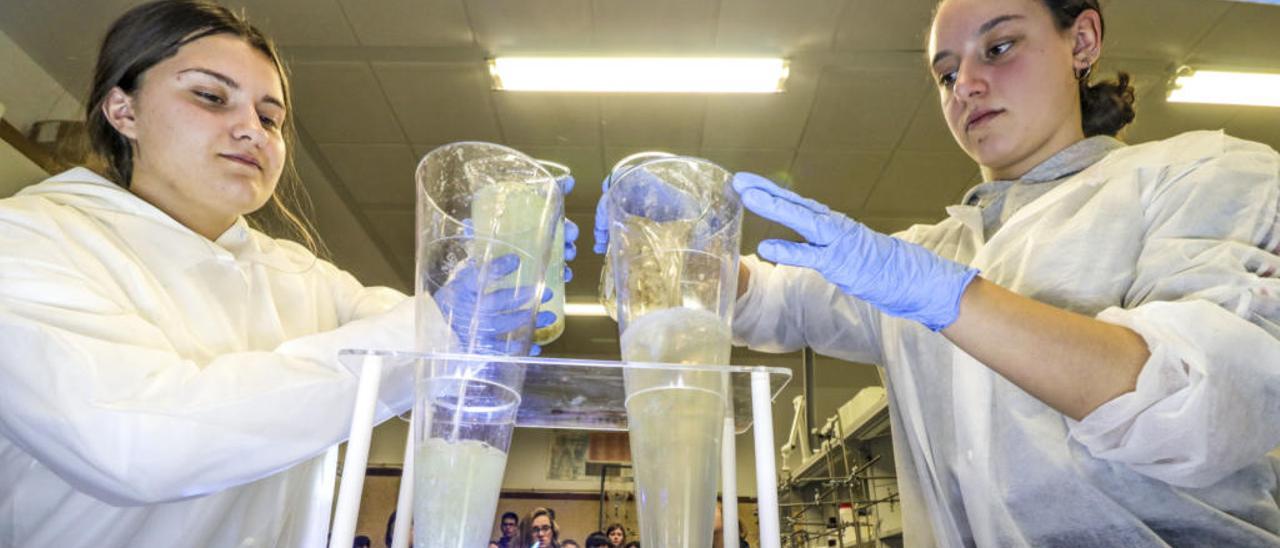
[1076,64,1093,81]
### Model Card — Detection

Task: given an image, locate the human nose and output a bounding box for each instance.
[953,59,987,98]
[231,107,268,145]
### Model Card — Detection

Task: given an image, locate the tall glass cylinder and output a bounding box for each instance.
[533,159,571,346]
[413,142,561,548]
[606,157,742,547]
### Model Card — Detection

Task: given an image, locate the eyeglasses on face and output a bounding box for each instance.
[531,525,553,534]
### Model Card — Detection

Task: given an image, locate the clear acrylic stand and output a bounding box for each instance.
[329,349,792,548]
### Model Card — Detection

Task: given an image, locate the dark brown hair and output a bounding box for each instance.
[86,0,322,253]
[1038,0,1136,137]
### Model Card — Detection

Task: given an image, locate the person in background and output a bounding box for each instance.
[489,542,501,548]
[352,535,371,548]
[0,1,575,547]
[519,507,560,548]
[594,0,1280,545]
[583,532,610,548]
[497,511,521,548]
[561,540,580,548]
[604,523,626,548]
[621,542,639,548]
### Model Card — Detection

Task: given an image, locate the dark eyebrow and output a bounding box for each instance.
[930,14,1026,68]
[178,67,286,110]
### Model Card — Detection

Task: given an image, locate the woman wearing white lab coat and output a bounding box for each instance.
[0,1,572,546]
[596,0,1280,545]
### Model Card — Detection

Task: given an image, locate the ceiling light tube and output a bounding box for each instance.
[1167,68,1280,108]
[564,302,609,317]
[490,57,789,93]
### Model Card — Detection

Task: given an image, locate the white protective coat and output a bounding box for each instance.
[734,131,1280,547]
[0,168,446,546]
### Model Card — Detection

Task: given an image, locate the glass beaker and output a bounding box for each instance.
[607,157,742,547]
[598,151,676,320]
[414,142,561,547]
[533,159,571,346]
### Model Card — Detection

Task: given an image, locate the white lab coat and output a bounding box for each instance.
[0,168,444,546]
[734,131,1280,547]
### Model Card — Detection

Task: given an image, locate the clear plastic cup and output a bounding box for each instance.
[606,157,742,547]
[598,151,677,320]
[533,159,572,346]
[413,142,561,547]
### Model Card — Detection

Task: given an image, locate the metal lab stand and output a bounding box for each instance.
[329,350,793,548]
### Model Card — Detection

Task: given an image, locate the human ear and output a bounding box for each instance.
[101,87,139,140]
[1071,9,1103,72]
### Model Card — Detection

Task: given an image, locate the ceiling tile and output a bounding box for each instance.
[229,0,357,46]
[601,95,706,148]
[702,62,820,149]
[493,93,601,146]
[466,0,593,51]
[863,150,979,216]
[338,0,473,47]
[1124,97,1241,145]
[374,62,502,144]
[789,150,890,215]
[898,89,958,153]
[800,67,930,152]
[514,145,606,214]
[319,144,419,206]
[591,0,718,52]
[1223,108,1280,153]
[363,207,415,279]
[699,148,795,184]
[834,0,936,52]
[1185,2,1280,67]
[1101,0,1230,61]
[290,61,405,143]
[715,0,846,53]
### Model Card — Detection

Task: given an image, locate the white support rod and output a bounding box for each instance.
[329,354,384,548]
[391,413,415,548]
[751,371,782,548]
[721,376,738,547]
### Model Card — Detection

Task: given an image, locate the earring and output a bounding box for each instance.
[1076,64,1093,81]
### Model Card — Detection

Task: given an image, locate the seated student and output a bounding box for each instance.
[562,540,581,548]
[497,511,521,548]
[583,532,610,548]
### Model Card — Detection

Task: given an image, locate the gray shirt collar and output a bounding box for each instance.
[964,135,1125,205]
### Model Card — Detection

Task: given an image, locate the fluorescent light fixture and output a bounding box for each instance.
[490,57,789,93]
[1168,69,1280,107]
[564,302,609,317]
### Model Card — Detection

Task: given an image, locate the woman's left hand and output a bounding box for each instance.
[732,172,980,331]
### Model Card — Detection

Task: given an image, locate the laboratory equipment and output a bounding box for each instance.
[331,350,792,548]
[596,150,676,319]
[412,142,561,547]
[607,156,742,547]
[533,159,572,345]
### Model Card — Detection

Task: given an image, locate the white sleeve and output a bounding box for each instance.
[0,227,446,506]
[732,254,885,364]
[1068,134,1280,488]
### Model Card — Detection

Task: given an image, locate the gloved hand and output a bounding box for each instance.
[560,175,579,282]
[732,172,979,331]
[434,254,556,355]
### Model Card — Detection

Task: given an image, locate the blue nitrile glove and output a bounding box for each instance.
[591,170,701,254]
[560,176,579,282]
[434,254,557,355]
[732,172,979,331]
